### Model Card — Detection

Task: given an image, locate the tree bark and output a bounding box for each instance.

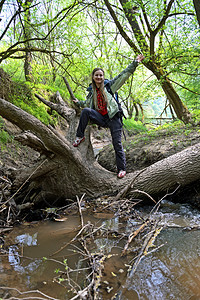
[133,102,139,121]
[152,69,192,124]
[23,0,34,81]
[193,0,200,27]
[1,97,200,207]
[0,0,6,14]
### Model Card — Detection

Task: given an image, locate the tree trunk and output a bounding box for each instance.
[193,0,200,27]
[156,72,192,124]
[141,59,192,124]
[1,97,200,207]
[133,102,139,121]
[0,0,6,14]
[23,0,33,81]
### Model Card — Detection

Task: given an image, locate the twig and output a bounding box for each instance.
[0,159,48,211]
[114,168,147,201]
[149,184,180,215]
[0,286,59,300]
[50,222,91,257]
[131,189,157,204]
[0,176,10,184]
[121,219,150,256]
[63,76,76,100]
[76,194,85,228]
[128,219,162,277]
[69,280,94,300]
[6,205,11,223]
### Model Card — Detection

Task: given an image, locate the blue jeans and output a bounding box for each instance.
[76,108,126,172]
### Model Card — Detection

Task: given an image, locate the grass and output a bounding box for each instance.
[0,129,12,144]
[0,117,12,146]
[123,118,147,134]
[122,118,200,149]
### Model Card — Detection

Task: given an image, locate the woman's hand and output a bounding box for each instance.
[136,54,145,63]
[72,98,79,104]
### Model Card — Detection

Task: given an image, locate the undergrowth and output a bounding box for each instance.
[0,68,70,126]
[122,117,200,148]
[0,117,13,149]
[123,119,147,134]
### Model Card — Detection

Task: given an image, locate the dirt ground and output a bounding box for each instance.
[97,125,200,172]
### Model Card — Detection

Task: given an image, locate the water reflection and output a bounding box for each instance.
[16,232,38,246]
[139,201,200,228]
[8,232,41,275]
[8,245,41,274]
[125,228,200,300]
[95,217,121,253]
[1,201,200,300]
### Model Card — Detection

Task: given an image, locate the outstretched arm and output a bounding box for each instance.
[110,54,145,93]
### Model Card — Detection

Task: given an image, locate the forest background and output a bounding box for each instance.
[0,0,199,134]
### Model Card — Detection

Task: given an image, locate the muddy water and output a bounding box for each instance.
[1,201,200,300]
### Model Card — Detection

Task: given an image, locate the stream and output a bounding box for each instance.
[0,200,200,300]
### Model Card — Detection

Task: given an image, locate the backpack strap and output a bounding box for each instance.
[87,83,92,92]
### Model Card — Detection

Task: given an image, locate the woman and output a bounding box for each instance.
[72,54,144,178]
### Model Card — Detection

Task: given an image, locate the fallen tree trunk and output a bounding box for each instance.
[1,97,200,207]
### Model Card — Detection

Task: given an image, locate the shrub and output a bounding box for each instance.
[0,129,12,145]
[123,118,147,135]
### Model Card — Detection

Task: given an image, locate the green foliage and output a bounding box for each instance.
[0,116,4,129]
[123,118,147,134]
[0,129,12,145]
[9,83,56,126]
[0,117,12,147]
[144,120,196,139]
[0,50,25,81]
[124,119,200,151]
[190,110,200,123]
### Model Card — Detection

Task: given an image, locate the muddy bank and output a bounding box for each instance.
[97,125,200,172]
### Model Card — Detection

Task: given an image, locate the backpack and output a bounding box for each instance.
[87,79,126,122]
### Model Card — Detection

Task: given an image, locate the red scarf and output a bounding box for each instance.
[96,88,108,115]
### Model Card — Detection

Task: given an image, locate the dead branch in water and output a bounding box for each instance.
[1,186,179,299]
[49,189,167,299]
[0,286,59,300]
[121,219,150,256]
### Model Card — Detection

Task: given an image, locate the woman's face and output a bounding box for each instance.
[93,69,104,87]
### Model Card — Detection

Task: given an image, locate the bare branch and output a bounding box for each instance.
[169,78,200,95]
[0,286,59,300]
[0,2,39,41]
[63,76,76,100]
[119,0,149,51]
[0,46,74,63]
[103,0,140,53]
[153,0,175,36]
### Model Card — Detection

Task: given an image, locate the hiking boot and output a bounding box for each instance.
[117,170,126,179]
[72,136,85,147]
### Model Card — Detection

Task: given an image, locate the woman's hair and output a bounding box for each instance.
[91,68,108,109]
